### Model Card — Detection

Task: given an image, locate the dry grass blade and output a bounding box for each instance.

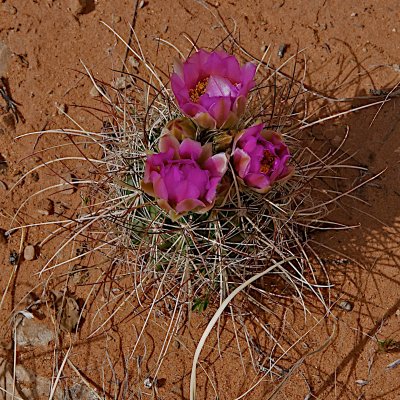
[190,256,297,400]
[48,347,71,400]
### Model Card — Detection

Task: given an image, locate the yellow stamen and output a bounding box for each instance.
[189,77,209,103]
[260,150,275,174]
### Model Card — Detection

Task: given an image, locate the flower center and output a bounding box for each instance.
[260,150,275,174]
[189,77,209,103]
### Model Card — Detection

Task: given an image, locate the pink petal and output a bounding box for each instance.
[175,198,206,213]
[208,98,231,128]
[206,76,237,97]
[157,199,174,215]
[203,51,226,76]
[220,111,238,129]
[159,134,180,158]
[233,148,251,178]
[242,123,264,140]
[245,173,270,189]
[205,176,220,203]
[153,176,169,199]
[144,151,171,181]
[198,143,213,165]
[179,139,202,160]
[183,62,202,89]
[181,102,208,118]
[240,62,256,91]
[225,55,242,82]
[173,57,184,78]
[233,95,246,116]
[205,153,228,177]
[171,73,188,107]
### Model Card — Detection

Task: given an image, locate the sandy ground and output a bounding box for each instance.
[0,0,399,399]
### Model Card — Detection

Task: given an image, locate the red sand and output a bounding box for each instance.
[0,1,399,399]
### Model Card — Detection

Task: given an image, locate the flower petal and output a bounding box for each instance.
[208,97,231,128]
[159,134,180,158]
[225,55,242,82]
[179,138,202,160]
[205,176,221,203]
[233,148,251,178]
[206,76,238,97]
[198,143,213,165]
[244,173,270,189]
[192,112,217,129]
[141,180,155,197]
[240,62,256,91]
[220,111,238,129]
[175,198,206,213]
[173,57,184,78]
[205,153,228,177]
[233,95,246,116]
[153,176,169,200]
[181,102,208,118]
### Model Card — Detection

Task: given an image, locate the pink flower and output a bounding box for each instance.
[141,134,228,220]
[232,123,293,193]
[171,49,256,129]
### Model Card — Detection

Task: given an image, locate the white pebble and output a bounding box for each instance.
[24,245,36,261]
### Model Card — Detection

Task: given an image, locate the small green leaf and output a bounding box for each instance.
[377,338,400,353]
[192,297,209,313]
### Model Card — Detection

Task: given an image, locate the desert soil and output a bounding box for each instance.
[0,0,399,399]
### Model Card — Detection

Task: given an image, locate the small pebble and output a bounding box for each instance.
[392,64,400,73]
[0,41,11,77]
[332,135,342,146]
[1,3,17,15]
[128,56,140,69]
[70,0,88,15]
[0,155,7,173]
[260,44,268,53]
[54,201,68,215]
[24,245,36,261]
[60,173,78,195]
[113,76,133,90]
[37,198,55,216]
[138,0,148,9]
[89,85,99,97]
[338,300,353,311]
[0,180,7,191]
[31,171,39,182]
[9,250,19,266]
[143,377,154,389]
[272,0,285,9]
[0,112,16,131]
[112,15,122,24]
[173,339,181,349]
[277,44,287,58]
[89,84,105,97]
[0,228,7,245]
[55,103,67,115]
[350,12,357,17]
